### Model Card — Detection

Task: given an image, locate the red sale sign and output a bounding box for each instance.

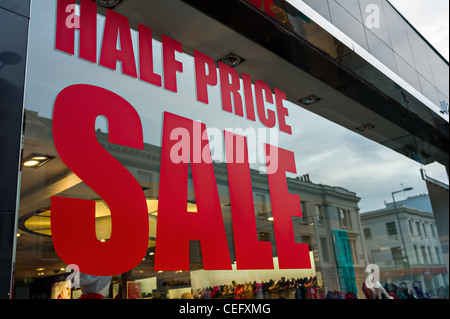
[50,0,311,276]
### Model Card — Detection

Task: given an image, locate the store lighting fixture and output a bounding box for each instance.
[219,52,245,68]
[95,0,122,8]
[267,216,274,221]
[299,95,321,106]
[356,123,375,132]
[22,153,54,169]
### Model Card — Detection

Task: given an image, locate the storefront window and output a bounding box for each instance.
[12,0,449,300]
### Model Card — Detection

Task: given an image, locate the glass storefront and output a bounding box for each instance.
[9,0,449,300]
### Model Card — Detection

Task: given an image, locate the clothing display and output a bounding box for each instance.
[363,281,432,299]
[195,276,329,299]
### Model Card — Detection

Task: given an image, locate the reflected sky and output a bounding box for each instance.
[23,0,448,214]
[389,0,449,61]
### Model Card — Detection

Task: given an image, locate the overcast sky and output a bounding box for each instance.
[389,0,449,61]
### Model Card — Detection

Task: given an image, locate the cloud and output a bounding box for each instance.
[389,0,449,60]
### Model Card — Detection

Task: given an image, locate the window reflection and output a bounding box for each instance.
[244,0,448,116]
[328,0,369,51]
[13,0,449,300]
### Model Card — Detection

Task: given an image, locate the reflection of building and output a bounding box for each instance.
[361,205,449,297]
[385,194,433,213]
[15,110,368,298]
[252,172,369,298]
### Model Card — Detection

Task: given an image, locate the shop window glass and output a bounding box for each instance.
[394,53,421,93]
[328,0,369,51]
[359,0,392,46]
[334,0,362,22]
[418,74,441,107]
[302,0,332,21]
[13,0,449,300]
[365,29,398,74]
[426,44,449,97]
[406,24,434,83]
[381,0,415,67]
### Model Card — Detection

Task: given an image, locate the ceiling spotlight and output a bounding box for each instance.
[23,160,40,167]
[95,0,122,8]
[219,53,245,67]
[22,153,54,169]
[356,123,375,132]
[299,95,321,106]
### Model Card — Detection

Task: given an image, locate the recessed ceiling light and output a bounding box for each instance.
[23,160,40,167]
[356,123,375,132]
[299,95,321,106]
[22,153,54,169]
[219,53,245,67]
[95,0,121,8]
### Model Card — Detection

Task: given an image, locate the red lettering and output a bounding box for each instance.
[99,9,137,78]
[55,1,293,134]
[219,62,244,116]
[225,131,274,269]
[265,144,311,269]
[274,88,292,135]
[51,84,149,276]
[154,112,232,271]
[248,0,277,18]
[162,35,183,93]
[255,80,276,128]
[139,24,162,87]
[194,50,217,104]
[242,73,256,121]
[55,0,97,63]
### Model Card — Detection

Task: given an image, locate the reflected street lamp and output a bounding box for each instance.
[391,187,413,282]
